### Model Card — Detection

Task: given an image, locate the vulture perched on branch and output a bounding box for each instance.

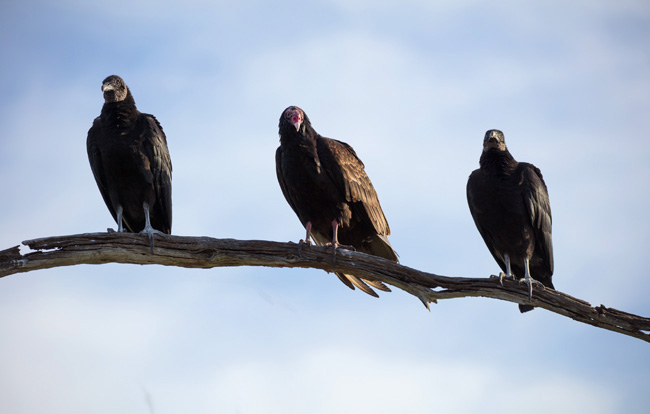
[276,106,397,297]
[87,75,172,250]
[467,129,554,312]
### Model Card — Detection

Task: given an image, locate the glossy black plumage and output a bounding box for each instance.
[467,130,553,312]
[87,75,172,236]
[276,106,397,296]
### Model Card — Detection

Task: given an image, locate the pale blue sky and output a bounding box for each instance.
[1,1,649,413]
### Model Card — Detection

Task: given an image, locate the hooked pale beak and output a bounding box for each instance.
[291,114,302,131]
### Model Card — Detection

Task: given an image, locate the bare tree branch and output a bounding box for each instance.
[1,232,649,343]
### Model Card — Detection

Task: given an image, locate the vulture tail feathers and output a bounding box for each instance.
[366,234,399,262]
[335,272,380,298]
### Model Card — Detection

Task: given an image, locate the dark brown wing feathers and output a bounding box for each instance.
[317,138,391,237]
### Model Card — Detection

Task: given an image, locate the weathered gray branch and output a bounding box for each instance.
[1,232,649,343]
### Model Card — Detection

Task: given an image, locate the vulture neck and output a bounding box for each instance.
[280,123,318,148]
[479,148,518,175]
[101,91,139,128]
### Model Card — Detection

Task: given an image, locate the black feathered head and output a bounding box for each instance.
[483,129,507,152]
[279,106,312,136]
[101,75,129,103]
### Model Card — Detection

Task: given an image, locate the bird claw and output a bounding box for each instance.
[297,239,311,257]
[325,242,355,251]
[519,277,545,302]
[490,272,515,286]
[139,227,165,254]
[330,244,338,272]
[324,242,354,272]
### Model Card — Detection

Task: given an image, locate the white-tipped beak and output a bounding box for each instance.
[291,114,302,131]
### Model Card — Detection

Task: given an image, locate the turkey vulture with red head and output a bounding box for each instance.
[276,106,397,297]
[87,75,172,248]
[467,129,553,312]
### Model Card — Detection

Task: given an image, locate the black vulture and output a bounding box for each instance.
[466,129,554,312]
[276,106,397,297]
[87,75,172,249]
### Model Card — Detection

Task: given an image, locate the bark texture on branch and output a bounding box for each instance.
[1,232,649,343]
